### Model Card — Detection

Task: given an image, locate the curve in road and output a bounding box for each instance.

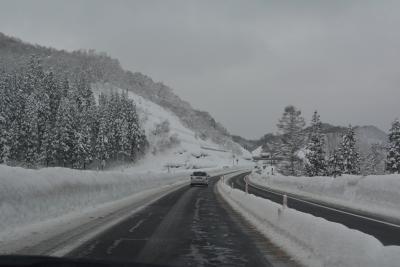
[68,174,297,267]
[231,173,400,246]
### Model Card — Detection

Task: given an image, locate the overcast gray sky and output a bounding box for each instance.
[1,0,399,138]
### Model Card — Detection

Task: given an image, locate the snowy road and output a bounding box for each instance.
[67,173,298,267]
[232,174,400,246]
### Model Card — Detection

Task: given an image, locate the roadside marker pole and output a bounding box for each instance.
[245,176,249,194]
[283,194,288,208]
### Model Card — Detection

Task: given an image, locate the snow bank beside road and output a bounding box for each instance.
[0,165,190,241]
[249,171,400,221]
[218,177,400,267]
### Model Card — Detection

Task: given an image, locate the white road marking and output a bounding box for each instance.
[129,219,145,233]
[106,239,123,255]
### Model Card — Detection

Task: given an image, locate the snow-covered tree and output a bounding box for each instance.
[3,73,26,163]
[386,119,400,173]
[22,55,45,95]
[0,55,147,169]
[71,79,96,169]
[20,94,40,166]
[0,73,9,162]
[305,111,327,176]
[276,105,306,176]
[339,125,360,175]
[53,97,76,167]
[95,116,110,165]
[361,143,385,175]
[73,124,92,169]
[327,149,344,177]
[0,113,6,163]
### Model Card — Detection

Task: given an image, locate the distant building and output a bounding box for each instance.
[251,146,282,164]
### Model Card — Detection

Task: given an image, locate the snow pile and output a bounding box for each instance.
[249,169,400,220]
[0,164,192,240]
[92,83,252,171]
[218,176,400,267]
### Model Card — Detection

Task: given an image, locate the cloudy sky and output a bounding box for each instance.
[1,0,399,138]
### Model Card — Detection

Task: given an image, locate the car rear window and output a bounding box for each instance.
[193,172,206,176]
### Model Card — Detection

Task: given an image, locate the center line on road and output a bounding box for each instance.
[129,219,145,233]
[106,239,123,255]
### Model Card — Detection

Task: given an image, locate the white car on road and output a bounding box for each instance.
[190,171,210,187]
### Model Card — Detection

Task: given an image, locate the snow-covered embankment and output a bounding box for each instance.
[0,165,190,243]
[249,171,400,221]
[218,174,400,267]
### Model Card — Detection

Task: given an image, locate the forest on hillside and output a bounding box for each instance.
[0,56,147,169]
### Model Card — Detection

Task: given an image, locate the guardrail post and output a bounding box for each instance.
[283,194,288,208]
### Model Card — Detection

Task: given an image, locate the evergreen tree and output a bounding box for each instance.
[73,124,92,169]
[95,116,110,166]
[339,125,361,175]
[41,72,61,166]
[60,78,95,169]
[305,111,327,176]
[53,97,76,167]
[0,56,147,169]
[94,93,110,165]
[125,95,147,160]
[23,55,45,95]
[0,113,6,163]
[35,86,51,166]
[386,119,400,173]
[20,94,39,166]
[361,143,385,175]
[0,73,8,162]
[327,149,344,177]
[276,105,306,176]
[6,73,27,163]
[108,92,122,160]
[119,93,132,161]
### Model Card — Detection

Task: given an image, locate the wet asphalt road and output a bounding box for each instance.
[68,174,295,267]
[231,174,400,246]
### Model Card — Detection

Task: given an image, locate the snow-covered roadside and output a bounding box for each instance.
[0,165,241,254]
[0,178,188,255]
[0,165,191,240]
[218,176,400,267]
[249,169,400,222]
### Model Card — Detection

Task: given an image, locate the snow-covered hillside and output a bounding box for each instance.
[251,146,263,157]
[92,83,251,171]
[0,32,241,152]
